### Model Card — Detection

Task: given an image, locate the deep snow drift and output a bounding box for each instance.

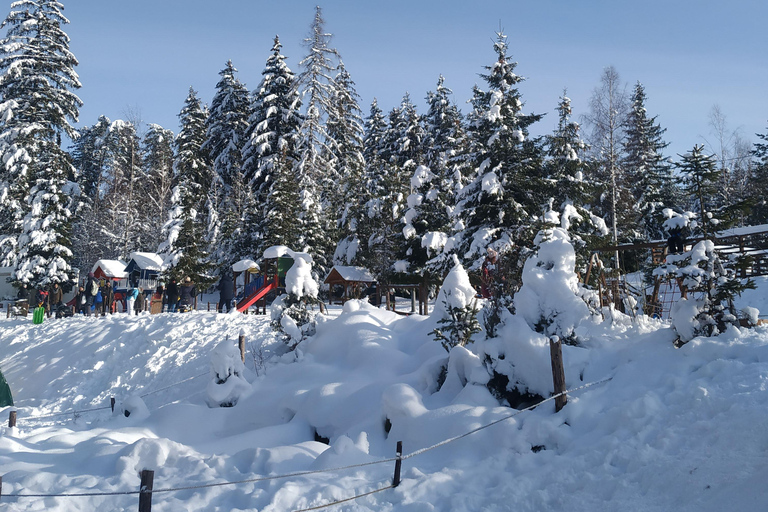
[1,278,768,511]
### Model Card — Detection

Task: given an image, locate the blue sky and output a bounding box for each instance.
[58,0,767,158]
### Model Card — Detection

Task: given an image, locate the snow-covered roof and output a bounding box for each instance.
[325,266,376,283]
[127,252,164,271]
[91,259,128,279]
[232,259,259,272]
[263,245,313,264]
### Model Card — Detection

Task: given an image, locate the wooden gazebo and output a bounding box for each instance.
[324,266,377,305]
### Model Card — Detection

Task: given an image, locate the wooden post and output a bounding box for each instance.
[393,441,403,487]
[139,469,154,512]
[410,288,416,313]
[8,410,16,428]
[111,397,116,413]
[549,337,567,412]
[239,333,245,363]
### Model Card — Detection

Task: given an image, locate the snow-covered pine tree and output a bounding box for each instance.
[140,124,175,254]
[242,36,302,259]
[0,0,82,288]
[70,115,111,270]
[405,75,468,280]
[543,92,609,281]
[294,5,340,277]
[325,61,365,251]
[454,31,544,272]
[335,98,387,267]
[676,144,729,238]
[202,60,250,271]
[621,82,677,241]
[159,87,214,286]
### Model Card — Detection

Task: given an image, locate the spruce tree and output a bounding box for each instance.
[241,36,302,258]
[295,5,339,276]
[160,87,214,286]
[455,31,544,271]
[677,144,728,238]
[543,92,609,279]
[409,76,468,278]
[203,60,250,270]
[326,61,365,249]
[622,82,676,241]
[0,0,82,288]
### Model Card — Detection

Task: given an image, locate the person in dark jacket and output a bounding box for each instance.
[48,282,63,318]
[178,277,196,312]
[165,278,179,313]
[217,272,234,313]
[84,272,99,316]
[101,280,114,315]
[74,285,87,315]
[134,287,145,315]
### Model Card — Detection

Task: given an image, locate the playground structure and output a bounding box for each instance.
[234,256,293,313]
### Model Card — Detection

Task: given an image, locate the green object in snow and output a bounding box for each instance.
[277,256,294,278]
[33,306,45,324]
[0,368,12,407]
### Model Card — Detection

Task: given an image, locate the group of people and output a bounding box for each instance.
[16,273,202,318]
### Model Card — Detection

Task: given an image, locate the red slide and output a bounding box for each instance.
[236,275,279,312]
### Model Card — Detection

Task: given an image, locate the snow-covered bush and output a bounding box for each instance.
[515,225,598,345]
[430,256,481,351]
[206,339,251,407]
[657,239,755,345]
[267,247,322,350]
[118,395,149,420]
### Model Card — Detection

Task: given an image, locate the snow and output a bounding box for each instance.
[2,275,768,510]
[91,259,128,278]
[127,251,165,271]
[325,266,375,284]
[232,259,259,272]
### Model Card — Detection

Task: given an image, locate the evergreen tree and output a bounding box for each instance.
[543,92,609,279]
[622,82,676,241]
[0,0,82,288]
[455,31,544,271]
[242,36,302,258]
[408,76,468,278]
[335,98,386,267]
[326,61,365,247]
[70,116,111,270]
[676,144,726,238]
[295,5,339,275]
[160,87,214,286]
[203,60,250,270]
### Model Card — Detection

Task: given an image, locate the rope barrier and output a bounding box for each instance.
[13,369,210,424]
[3,376,613,502]
[402,376,613,460]
[292,484,396,512]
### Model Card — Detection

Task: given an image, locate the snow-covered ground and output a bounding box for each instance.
[2,277,768,511]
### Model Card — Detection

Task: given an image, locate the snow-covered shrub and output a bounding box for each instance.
[206,339,251,407]
[657,240,755,345]
[119,395,149,420]
[430,256,482,351]
[515,226,598,345]
[268,248,322,350]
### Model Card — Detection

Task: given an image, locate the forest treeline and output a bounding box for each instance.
[0,2,766,292]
